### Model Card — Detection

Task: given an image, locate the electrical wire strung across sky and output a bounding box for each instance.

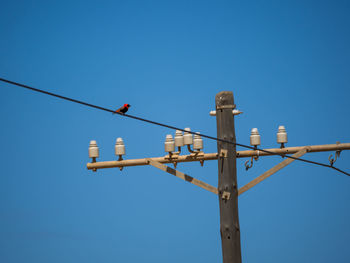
[1,77,349,176]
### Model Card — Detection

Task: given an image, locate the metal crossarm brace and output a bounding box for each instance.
[238,147,308,196]
[146,158,220,195]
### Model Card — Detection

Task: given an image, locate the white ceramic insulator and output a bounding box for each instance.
[183,127,193,145]
[250,128,261,146]
[174,130,184,147]
[89,140,99,158]
[115,137,125,156]
[232,109,243,115]
[164,134,175,152]
[209,110,216,116]
[277,125,288,144]
[193,133,203,150]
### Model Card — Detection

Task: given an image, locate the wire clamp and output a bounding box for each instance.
[245,151,259,171]
[329,142,341,166]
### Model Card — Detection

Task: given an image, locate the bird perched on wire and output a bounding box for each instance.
[113,104,131,114]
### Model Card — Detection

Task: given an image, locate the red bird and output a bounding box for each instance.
[113,104,131,114]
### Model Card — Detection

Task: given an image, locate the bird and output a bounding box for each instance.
[113,104,131,114]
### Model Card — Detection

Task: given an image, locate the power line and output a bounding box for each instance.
[1,77,349,176]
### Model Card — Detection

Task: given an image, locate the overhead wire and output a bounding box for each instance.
[1,77,349,176]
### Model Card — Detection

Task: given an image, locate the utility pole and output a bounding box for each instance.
[216,91,242,263]
[86,93,350,263]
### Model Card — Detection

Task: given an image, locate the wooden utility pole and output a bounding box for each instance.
[215,91,242,263]
[86,92,350,263]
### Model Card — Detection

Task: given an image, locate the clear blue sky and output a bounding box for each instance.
[1,1,349,262]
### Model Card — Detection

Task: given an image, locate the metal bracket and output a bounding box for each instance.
[216,104,236,110]
[244,151,259,171]
[221,191,231,200]
[118,155,124,171]
[220,149,228,158]
[146,159,219,195]
[329,142,341,166]
[189,151,204,158]
[238,148,308,196]
[164,153,179,160]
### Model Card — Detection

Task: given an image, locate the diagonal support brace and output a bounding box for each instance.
[146,158,221,196]
[238,147,308,196]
